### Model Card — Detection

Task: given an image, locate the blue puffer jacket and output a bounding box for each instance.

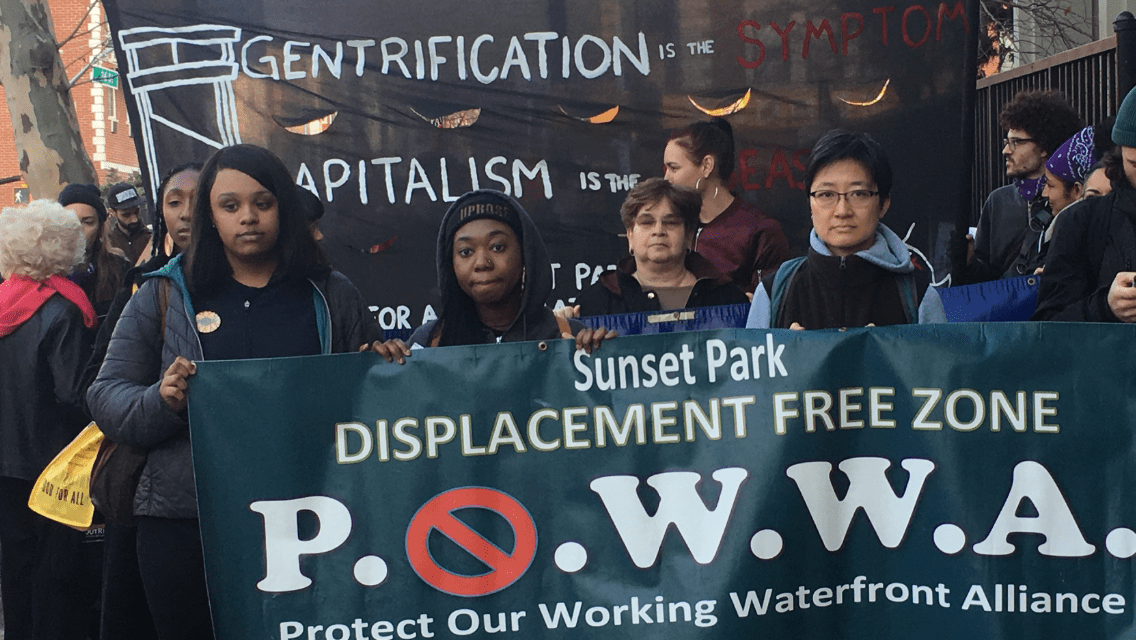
[87,256,380,518]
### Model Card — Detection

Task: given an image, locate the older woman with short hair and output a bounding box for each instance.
[0,199,97,640]
[572,177,748,316]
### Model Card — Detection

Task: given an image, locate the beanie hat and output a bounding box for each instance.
[441,191,524,245]
[58,183,107,223]
[1046,126,1095,185]
[1113,86,1136,147]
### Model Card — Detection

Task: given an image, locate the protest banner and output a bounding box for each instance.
[189,324,1136,639]
[104,0,977,326]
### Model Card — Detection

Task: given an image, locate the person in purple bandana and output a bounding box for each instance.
[1006,126,1096,276]
[953,90,1082,283]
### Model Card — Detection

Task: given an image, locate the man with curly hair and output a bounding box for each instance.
[957,90,1083,283]
[0,199,98,640]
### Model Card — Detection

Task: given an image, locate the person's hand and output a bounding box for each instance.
[1107,272,1136,322]
[789,322,806,331]
[361,339,412,364]
[948,230,976,266]
[575,326,617,353]
[554,305,580,319]
[160,357,196,411]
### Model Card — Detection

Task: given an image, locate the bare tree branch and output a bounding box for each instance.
[67,35,113,87]
[56,0,99,48]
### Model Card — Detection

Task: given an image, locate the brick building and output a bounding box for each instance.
[0,0,140,208]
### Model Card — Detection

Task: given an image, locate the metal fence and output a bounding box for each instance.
[972,37,1118,221]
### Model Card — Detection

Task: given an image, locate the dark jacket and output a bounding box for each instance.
[0,296,93,480]
[87,256,380,518]
[409,190,578,346]
[691,197,789,293]
[964,184,1044,283]
[576,253,748,316]
[80,253,173,415]
[746,225,946,329]
[1033,188,1136,321]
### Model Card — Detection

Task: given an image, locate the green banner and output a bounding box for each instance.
[189,324,1136,639]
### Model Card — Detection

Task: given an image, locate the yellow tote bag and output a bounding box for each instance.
[27,423,103,530]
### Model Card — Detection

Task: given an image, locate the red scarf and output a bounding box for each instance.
[0,274,97,337]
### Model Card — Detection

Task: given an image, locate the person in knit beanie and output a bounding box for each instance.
[1033,88,1136,321]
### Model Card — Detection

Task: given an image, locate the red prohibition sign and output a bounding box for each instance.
[405,487,537,597]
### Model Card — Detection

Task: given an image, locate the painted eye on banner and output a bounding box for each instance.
[280,111,338,136]
[837,78,891,107]
[410,107,481,129]
[557,105,620,124]
[687,89,752,117]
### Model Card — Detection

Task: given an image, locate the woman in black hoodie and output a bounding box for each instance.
[375,190,611,360]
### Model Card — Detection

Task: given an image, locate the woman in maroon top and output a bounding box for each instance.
[664,118,790,293]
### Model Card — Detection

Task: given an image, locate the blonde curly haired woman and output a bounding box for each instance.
[0,199,98,640]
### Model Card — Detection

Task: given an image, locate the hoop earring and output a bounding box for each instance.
[695,178,702,192]
[714,185,719,199]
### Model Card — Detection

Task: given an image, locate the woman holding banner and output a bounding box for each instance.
[745,130,945,329]
[567,177,748,316]
[87,144,382,640]
[372,190,611,363]
[663,117,789,293]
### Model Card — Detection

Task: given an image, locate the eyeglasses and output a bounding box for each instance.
[809,189,879,208]
[1004,137,1036,151]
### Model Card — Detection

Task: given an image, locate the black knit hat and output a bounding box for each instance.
[441,191,524,244]
[58,183,108,223]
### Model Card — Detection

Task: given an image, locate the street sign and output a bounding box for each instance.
[92,66,118,88]
[13,187,28,203]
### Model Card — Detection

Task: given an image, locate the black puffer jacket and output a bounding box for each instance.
[576,253,748,316]
[87,256,380,518]
[0,297,92,481]
[1033,188,1136,321]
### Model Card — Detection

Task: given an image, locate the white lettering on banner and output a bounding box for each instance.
[589,468,748,568]
[786,457,935,551]
[250,496,352,593]
[240,31,651,84]
[537,596,718,628]
[972,461,1096,557]
[295,156,553,208]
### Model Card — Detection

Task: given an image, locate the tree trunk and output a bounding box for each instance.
[0,0,96,200]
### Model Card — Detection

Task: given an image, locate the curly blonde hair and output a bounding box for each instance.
[0,199,86,281]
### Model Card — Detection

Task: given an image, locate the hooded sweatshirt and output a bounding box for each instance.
[745,223,946,329]
[408,190,577,346]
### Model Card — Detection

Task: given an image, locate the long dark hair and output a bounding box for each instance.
[667,118,736,182]
[150,161,203,257]
[184,144,329,294]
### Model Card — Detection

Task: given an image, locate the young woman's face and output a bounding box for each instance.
[1041,169,1080,216]
[663,140,707,190]
[210,169,279,264]
[65,203,101,255]
[163,169,199,251]
[452,218,523,306]
[1083,167,1111,199]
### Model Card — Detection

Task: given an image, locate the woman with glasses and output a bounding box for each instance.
[745,129,945,329]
